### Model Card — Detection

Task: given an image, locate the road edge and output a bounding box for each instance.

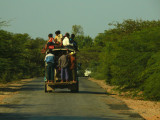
[88,77,160,120]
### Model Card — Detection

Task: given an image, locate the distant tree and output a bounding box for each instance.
[0,19,9,29]
[108,19,160,35]
[0,29,46,83]
[94,33,106,47]
[72,25,84,36]
[75,35,93,49]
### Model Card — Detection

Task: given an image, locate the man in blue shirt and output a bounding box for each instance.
[44,50,55,82]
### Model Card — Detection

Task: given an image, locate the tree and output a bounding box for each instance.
[0,29,46,83]
[0,19,9,29]
[71,25,84,36]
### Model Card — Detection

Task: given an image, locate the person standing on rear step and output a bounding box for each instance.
[58,51,69,82]
[69,52,76,82]
[44,49,55,82]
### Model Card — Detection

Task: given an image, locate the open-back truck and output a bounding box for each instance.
[44,48,79,93]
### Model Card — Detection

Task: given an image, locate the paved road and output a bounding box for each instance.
[0,77,144,120]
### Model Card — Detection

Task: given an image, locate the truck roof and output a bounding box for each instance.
[46,48,76,54]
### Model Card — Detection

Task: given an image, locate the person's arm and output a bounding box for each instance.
[62,38,65,46]
[54,36,57,43]
[59,34,63,45]
[44,55,47,61]
[67,38,70,46]
[44,40,49,50]
[44,57,46,62]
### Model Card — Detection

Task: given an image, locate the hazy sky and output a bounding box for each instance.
[0,0,160,40]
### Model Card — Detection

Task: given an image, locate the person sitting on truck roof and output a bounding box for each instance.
[48,33,54,45]
[54,30,63,47]
[69,34,78,51]
[62,33,70,46]
[58,51,69,82]
[42,33,55,53]
[44,49,55,82]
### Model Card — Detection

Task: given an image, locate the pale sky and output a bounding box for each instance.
[0,0,160,40]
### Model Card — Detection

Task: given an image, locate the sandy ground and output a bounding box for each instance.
[89,78,160,120]
[0,78,34,104]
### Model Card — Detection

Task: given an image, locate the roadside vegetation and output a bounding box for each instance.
[1,19,160,100]
[76,19,160,101]
[0,20,46,83]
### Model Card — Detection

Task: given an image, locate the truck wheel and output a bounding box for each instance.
[71,82,79,93]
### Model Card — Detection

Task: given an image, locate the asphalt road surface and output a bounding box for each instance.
[0,77,144,120]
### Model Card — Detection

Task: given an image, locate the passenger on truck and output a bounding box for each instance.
[62,33,70,46]
[58,51,69,82]
[69,52,76,82]
[69,34,78,51]
[47,33,54,45]
[42,33,55,53]
[54,30,63,47]
[44,49,55,82]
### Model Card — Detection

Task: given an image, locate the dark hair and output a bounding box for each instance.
[71,34,75,39]
[47,49,52,54]
[48,33,53,37]
[55,30,61,35]
[65,33,70,37]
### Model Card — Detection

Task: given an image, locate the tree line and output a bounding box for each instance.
[0,27,46,83]
[76,19,160,101]
[1,19,160,100]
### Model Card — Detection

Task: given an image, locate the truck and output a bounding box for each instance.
[44,47,79,93]
[84,69,91,77]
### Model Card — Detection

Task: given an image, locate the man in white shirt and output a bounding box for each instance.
[63,33,70,46]
[44,50,55,82]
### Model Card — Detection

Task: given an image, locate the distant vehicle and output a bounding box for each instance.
[84,69,91,77]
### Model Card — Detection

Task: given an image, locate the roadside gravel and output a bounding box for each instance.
[89,78,160,120]
[0,78,34,104]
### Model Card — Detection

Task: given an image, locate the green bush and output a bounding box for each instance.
[140,52,160,100]
[89,19,160,100]
[0,30,46,83]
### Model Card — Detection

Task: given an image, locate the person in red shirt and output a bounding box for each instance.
[42,34,54,53]
[47,33,54,47]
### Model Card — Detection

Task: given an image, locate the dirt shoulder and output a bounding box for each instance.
[0,78,34,104]
[89,78,160,120]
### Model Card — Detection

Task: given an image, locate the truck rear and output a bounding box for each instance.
[44,48,79,93]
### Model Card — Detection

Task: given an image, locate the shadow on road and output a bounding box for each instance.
[79,91,107,95]
[46,90,107,95]
[0,87,19,92]
[107,102,144,119]
[0,104,33,109]
[0,79,43,93]
[0,113,128,120]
